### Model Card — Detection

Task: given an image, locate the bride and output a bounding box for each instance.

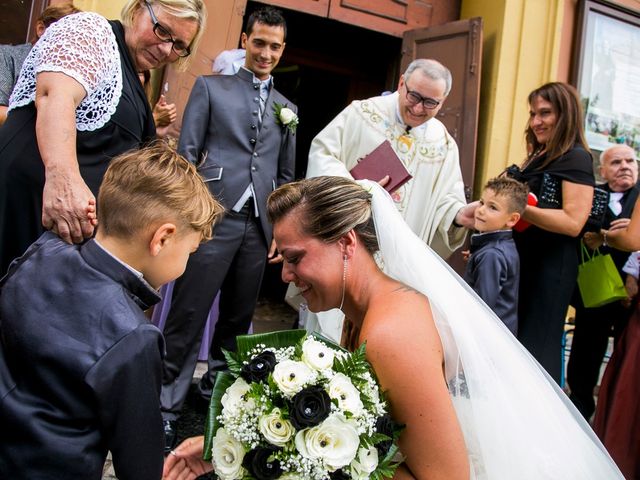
[163,176,622,479]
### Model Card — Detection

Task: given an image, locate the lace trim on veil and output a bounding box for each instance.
[9,12,122,132]
[362,180,622,479]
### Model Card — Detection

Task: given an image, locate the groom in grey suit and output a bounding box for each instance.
[160,6,296,450]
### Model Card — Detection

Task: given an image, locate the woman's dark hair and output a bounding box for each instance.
[267,176,379,255]
[524,82,590,169]
[246,6,287,40]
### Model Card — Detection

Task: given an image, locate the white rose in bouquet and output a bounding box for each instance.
[273,360,314,396]
[202,331,403,480]
[221,377,254,414]
[279,107,296,125]
[258,407,294,446]
[350,446,379,479]
[211,428,246,480]
[301,337,335,371]
[328,373,364,416]
[295,413,360,470]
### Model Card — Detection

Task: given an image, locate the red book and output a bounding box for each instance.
[349,140,412,194]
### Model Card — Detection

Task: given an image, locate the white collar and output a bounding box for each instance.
[93,239,144,279]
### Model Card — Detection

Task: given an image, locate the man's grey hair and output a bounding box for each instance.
[601,144,637,164]
[404,59,452,97]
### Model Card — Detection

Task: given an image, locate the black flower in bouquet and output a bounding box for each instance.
[242,446,283,480]
[241,350,277,383]
[329,468,351,480]
[289,385,331,430]
[242,447,282,480]
[375,414,404,456]
[204,331,404,480]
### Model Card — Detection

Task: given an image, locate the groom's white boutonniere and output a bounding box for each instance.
[273,102,298,134]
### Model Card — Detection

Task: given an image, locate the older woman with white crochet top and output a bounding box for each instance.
[0,0,206,273]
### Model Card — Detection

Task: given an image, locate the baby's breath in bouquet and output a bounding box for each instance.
[203,330,403,480]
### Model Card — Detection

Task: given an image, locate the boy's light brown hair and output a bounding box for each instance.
[484,177,529,215]
[98,142,223,241]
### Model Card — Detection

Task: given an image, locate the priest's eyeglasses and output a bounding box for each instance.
[404,82,441,110]
[145,1,191,57]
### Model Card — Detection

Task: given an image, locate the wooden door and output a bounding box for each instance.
[0,0,47,44]
[402,17,483,202]
[266,0,460,37]
[161,0,247,138]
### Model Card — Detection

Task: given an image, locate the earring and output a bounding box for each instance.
[338,254,347,311]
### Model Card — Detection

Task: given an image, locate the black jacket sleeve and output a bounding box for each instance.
[85,323,165,480]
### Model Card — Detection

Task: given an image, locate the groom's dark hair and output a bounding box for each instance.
[246,6,287,40]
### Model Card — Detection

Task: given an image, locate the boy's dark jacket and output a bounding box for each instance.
[0,232,164,480]
[464,230,520,335]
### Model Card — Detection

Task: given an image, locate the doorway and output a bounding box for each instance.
[244,3,403,300]
[245,2,402,179]
[0,0,46,45]
[248,3,401,300]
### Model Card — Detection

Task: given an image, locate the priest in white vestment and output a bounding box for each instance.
[297,59,478,340]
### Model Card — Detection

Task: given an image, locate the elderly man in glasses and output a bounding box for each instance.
[308,59,475,258]
[301,59,477,342]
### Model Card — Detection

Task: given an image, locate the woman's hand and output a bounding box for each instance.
[608,218,631,232]
[42,167,96,243]
[153,95,177,127]
[35,71,94,243]
[582,231,603,250]
[602,198,640,251]
[163,435,212,480]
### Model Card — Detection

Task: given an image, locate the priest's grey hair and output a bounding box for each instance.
[404,58,452,96]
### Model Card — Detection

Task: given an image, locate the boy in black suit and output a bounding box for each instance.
[0,143,223,479]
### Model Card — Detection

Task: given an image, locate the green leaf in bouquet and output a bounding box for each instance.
[362,432,392,449]
[222,348,242,376]
[371,443,404,480]
[333,342,371,379]
[248,381,272,409]
[202,371,235,461]
[235,329,307,360]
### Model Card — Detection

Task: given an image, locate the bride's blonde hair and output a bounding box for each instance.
[267,176,379,254]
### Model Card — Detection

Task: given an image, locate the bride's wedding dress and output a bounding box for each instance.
[365,182,622,478]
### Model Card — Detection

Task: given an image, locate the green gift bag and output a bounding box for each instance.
[577,243,628,308]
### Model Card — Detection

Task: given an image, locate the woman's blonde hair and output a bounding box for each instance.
[121,0,207,71]
[98,141,223,241]
[267,176,379,254]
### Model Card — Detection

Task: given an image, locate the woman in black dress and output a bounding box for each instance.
[0,0,206,272]
[512,82,594,383]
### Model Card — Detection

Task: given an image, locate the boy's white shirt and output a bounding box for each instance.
[93,238,144,279]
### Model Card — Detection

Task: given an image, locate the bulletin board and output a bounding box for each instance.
[572,0,640,157]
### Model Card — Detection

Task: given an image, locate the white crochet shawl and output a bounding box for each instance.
[9,12,122,132]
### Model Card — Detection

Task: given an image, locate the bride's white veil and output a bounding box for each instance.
[363,180,622,479]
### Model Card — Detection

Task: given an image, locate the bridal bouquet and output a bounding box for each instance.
[203,330,402,480]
